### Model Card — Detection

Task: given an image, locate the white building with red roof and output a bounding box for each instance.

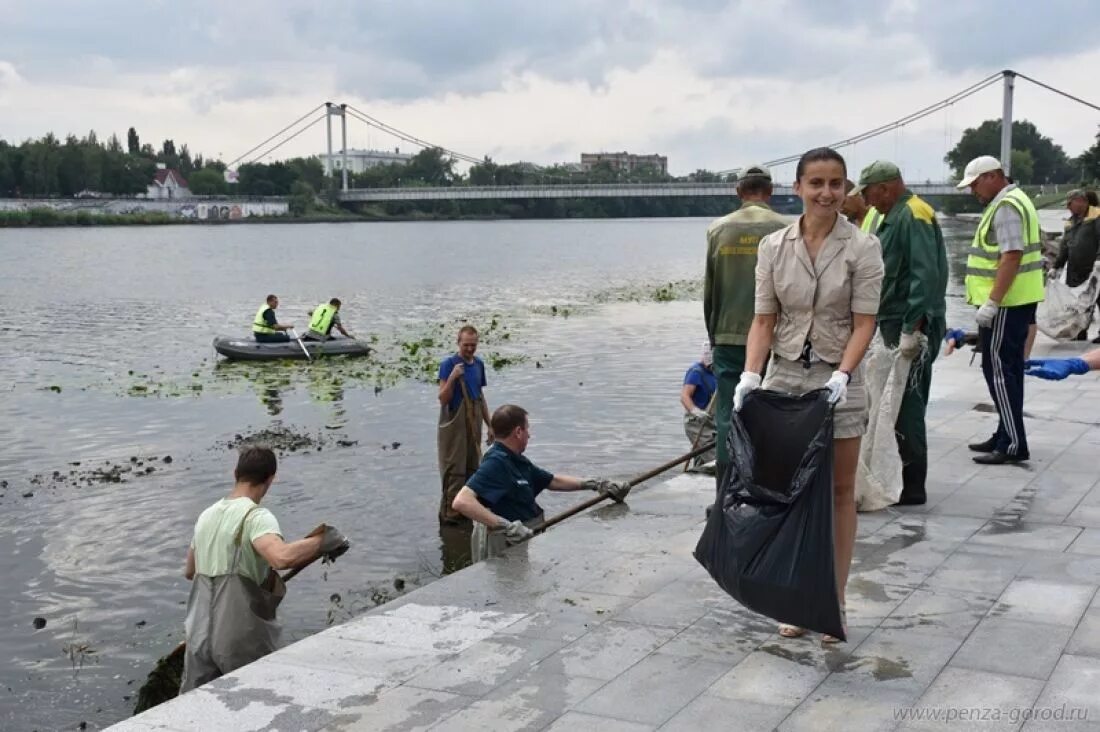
[146,164,191,199]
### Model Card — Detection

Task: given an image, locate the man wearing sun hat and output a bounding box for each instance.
[853,160,948,505]
[957,155,1044,465]
[704,164,787,485]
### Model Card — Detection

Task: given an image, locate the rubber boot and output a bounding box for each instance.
[895,460,927,506]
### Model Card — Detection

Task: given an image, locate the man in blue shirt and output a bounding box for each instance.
[452,404,630,559]
[681,342,718,470]
[437,325,493,524]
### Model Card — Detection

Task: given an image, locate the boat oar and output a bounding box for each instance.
[530,440,716,536]
[132,555,322,715]
[288,328,312,362]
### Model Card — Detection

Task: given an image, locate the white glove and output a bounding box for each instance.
[733,372,762,412]
[898,332,924,360]
[689,407,709,421]
[975,299,999,328]
[498,519,534,545]
[824,370,849,406]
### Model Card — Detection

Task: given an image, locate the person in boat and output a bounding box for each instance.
[302,298,354,341]
[252,294,296,343]
[451,404,630,560]
[180,447,348,691]
[437,325,492,525]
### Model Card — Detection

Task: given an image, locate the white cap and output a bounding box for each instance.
[701,340,713,367]
[956,155,1003,189]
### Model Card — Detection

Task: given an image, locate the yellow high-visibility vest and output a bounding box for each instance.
[252,305,277,334]
[860,206,883,234]
[964,188,1044,307]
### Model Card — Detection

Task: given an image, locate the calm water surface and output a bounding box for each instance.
[0,213,1041,729]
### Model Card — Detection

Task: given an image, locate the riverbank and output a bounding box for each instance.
[118,334,1100,731]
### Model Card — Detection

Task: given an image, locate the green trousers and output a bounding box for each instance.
[712,344,746,475]
[878,317,946,498]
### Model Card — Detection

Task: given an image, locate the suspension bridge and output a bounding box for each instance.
[222,70,1099,205]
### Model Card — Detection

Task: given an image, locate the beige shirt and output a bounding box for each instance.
[755,214,884,364]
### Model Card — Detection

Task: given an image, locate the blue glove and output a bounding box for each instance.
[1024,358,1090,380]
[944,328,967,346]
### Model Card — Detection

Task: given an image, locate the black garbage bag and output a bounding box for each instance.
[694,388,844,640]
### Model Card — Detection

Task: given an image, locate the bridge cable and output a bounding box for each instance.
[242,113,328,165]
[343,105,484,165]
[719,72,1002,173]
[226,103,325,168]
[1015,72,1100,114]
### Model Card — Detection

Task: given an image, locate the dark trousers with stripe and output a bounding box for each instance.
[979,303,1036,458]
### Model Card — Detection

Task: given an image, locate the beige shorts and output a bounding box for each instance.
[762,356,868,439]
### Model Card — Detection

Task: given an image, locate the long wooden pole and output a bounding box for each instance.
[531,441,716,536]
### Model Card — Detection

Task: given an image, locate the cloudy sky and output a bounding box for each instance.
[2,0,1099,181]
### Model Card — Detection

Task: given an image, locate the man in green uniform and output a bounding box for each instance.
[854,161,948,505]
[704,165,787,486]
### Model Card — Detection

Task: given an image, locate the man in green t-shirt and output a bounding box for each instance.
[855,161,948,505]
[181,447,348,691]
[704,165,788,484]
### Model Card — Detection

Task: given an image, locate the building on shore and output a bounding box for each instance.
[320,148,415,174]
[580,151,668,175]
[146,165,191,200]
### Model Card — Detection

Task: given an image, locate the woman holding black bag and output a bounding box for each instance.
[733,147,884,642]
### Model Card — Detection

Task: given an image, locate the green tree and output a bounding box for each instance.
[188,168,227,195]
[945,119,1075,184]
[288,180,316,216]
[127,127,140,155]
[1009,149,1034,187]
[1077,126,1100,182]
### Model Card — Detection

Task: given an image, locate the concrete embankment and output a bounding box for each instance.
[117,335,1100,731]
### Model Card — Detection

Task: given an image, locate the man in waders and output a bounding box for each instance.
[681,341,718,471]
[958,155,1045,465]
[704,165,787,488]
[437,325,492,525]
[854,161,948,505]
[252,294,296,343]
[303,298,354,341]
[451,404,630,560]
[180,447,348,691]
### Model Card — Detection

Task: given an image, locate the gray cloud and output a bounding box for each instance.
[2,0,1097,102]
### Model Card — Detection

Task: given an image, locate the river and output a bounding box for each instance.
[0,212,1062,730]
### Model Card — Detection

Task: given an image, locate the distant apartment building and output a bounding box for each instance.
[580,152,668,175]
[320,148,415,174]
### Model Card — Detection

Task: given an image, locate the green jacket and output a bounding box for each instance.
[704,201,788,345]
[875,191,948,332]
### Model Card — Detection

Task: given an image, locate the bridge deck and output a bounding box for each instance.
[339,182,963,202]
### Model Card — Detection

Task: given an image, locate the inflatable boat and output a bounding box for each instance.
[213,336,373,361]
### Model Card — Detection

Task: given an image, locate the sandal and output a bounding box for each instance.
[822,605,847,644]
[778,624,806,638]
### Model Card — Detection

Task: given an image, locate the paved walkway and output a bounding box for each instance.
[117,338,1100,731]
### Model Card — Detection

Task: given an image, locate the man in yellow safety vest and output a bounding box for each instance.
[957,155,1045,465]
[252,294,296,343]
[842,179,882,234]
[303,298,354,341]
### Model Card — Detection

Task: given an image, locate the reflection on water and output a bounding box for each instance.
[0,213,1003,729]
